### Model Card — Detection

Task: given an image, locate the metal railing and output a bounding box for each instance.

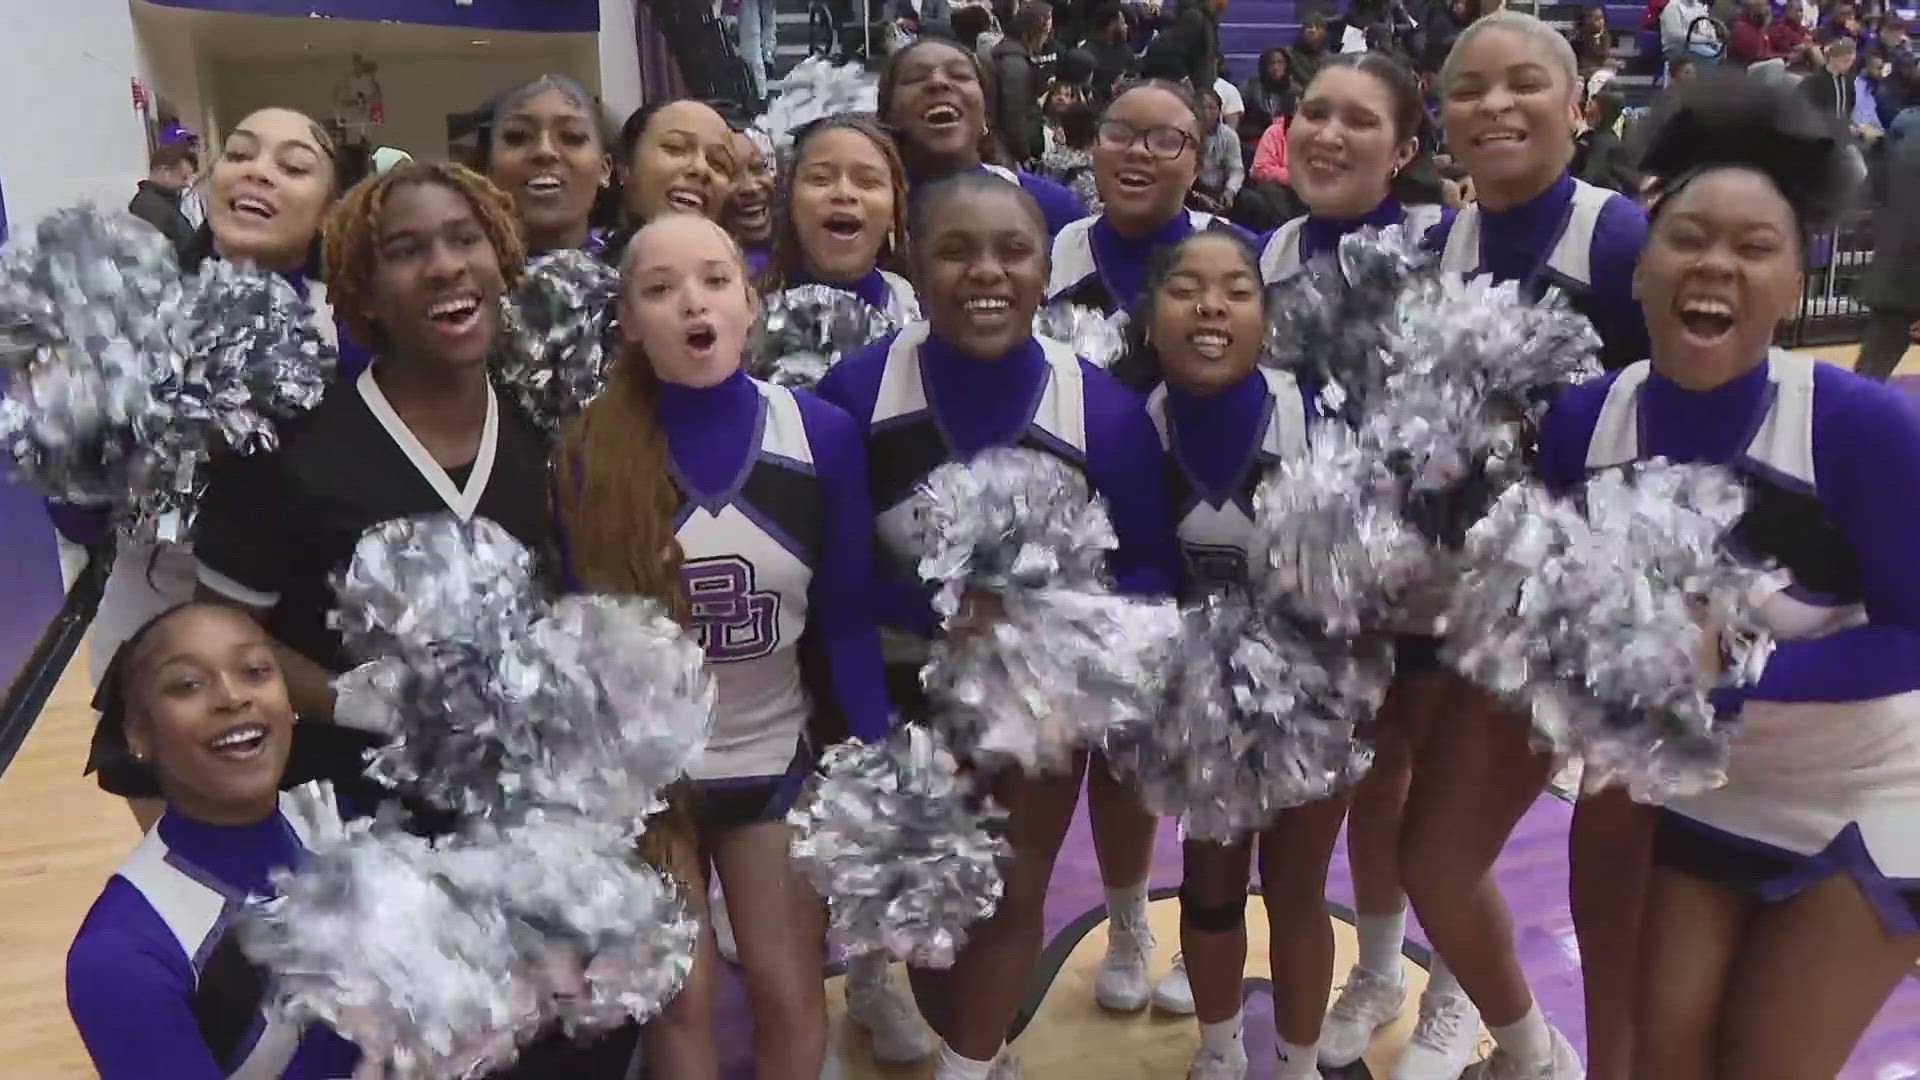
[1783,209,1877,348]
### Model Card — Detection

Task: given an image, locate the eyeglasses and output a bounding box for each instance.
[1095,119,1196,160]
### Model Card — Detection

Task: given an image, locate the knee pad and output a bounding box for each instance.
[1179,888,1247,933]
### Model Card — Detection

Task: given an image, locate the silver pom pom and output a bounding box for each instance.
[332,515,540,660]
[756,58,879,151]
[1033,303,1126,370]
[747,284,899,389]
[924,588,1183,775]
[789,727,1010,968]
[909,447,1118,621]
[1116,596,1384,842]
[499,250,621,433]
[1263,223,1433,416]
[1445,461,1772,801]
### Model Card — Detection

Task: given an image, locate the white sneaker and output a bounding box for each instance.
[1459,1026,1583,1080]
[1187,1034,1249,1080]
[818,1043,845,1080]
[1392,988,1481,1080]
[1317,966,1408,1067]
[1095,906,1156,1011]
[844,957,934,1065]
[987,1051,1023,1079]
[708,882,740,963]
[1151,953,1196,1015]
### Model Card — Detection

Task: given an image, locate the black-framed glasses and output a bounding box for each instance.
[1095,119,1196,160]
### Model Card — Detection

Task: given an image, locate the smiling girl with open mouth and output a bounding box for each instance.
[760,115,921,325]
[479,74,617,259]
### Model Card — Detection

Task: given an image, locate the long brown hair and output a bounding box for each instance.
[759,114,912,294]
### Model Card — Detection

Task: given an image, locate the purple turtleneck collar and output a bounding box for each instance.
[798,266,891,310]
[1164,369,1271,501]
[1300,196,1405,263]
[920,331,1050,455]
[1639,354,1774,464]
[659,368,762,501]
[1476,170,1576,281]
[156,807,302,900]
[1092,209,1196,313]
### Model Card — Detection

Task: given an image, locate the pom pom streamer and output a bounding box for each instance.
[1262,222,1433,418]
[756,58,878,150]
[747,285,898,389]
[0,205,337,541]
[333,515,539,659]
[1114,596,1385,842]
[1443,461,1774,802]
[498,249,621,433]
[789,727,1011,968]
[1033,302,1126,370]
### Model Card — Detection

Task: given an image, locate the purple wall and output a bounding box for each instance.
[142,0,599,33]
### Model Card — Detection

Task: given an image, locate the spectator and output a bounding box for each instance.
[1140,0,1224,90]
[1803,37,1885,141]
[1569,5,1617,74]
[1043,51,1097,150]
[1661,0,1722,65]
[1082,2,1140,93]
[1829,4,1869,52]
[1727,0,1776,64]
[126,141,198,255]
[1864,15,1916,122]
[992,1,1055,162]
[1239,47,1297,164]
[1854,132,1920,378]
[1249,108,1288,187]
[1419,0,1475,71]
[1573,88,1636,192]
[1668,51,1700,81]
[1191,84,1245,211]
[1767,1,1816,64]
[1290,13,1333,89]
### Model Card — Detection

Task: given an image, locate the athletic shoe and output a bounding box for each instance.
[1151,953,1196,1015]
[710,882,739,963]
[988,1051,1024,1079]
[1392,987,1481,1080]
[1459,1026,1584,1080]
[1095,905,1156,1011]
[818,1043,845,1080]
[845,959,934,1065]
[1317,966,1408,1067]
[1187,1036,1249,1080]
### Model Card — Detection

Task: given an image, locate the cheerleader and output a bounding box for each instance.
[555,212,896,1080]
[1132,229,1350,1080]
[757,114,921,325]
[816,173,1178,1080]
[725,126,776,279]
[1537,74,1920,1080]
[877,36,1087,239]
[1047,81,1257,332]
[1429,17,1655,1078]
[477,74,617,258]
[67,602,373,1079]
[79,106,349,830]
[1251,53,1482,1080]
[605,97,738,263]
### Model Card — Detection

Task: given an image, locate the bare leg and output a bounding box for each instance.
[1178,838,1256,1026]
[1399,683,1552,1027]
[933,755,1089,1062]
[1570,789,1656,1080]
[1715,874,1920,1079]
[1630,865,1745,1080]
[709,821,830,1080]
[1347,673,1435,926]
[1087,750,1158,891]
[1257,794,1351,1047]
[640,832,720,1080]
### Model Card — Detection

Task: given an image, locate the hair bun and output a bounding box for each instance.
[1630,70,1858,230]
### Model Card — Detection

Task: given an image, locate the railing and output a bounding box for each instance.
[1783,208,1877,348]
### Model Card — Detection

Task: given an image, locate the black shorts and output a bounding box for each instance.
[693,737,815,833]
[1393,635,1444,672]
[1653,809,1920,933]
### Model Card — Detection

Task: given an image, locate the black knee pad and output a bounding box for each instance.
[1178,888,1247,933]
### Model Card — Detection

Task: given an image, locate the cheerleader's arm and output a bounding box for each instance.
[67,929,224,1080]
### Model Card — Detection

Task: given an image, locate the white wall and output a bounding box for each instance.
[0,0,151,233]
[134,7,219,146]
[210,48,599,164]
[598,0,644,121]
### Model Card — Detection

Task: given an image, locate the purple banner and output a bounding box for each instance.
[142,0,599,33]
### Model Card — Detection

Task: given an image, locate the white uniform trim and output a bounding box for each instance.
[1259,206,1444,286]
[1438,179,1612,286]
[1147,369,1308,578]
[755,379,817,471]
[113,787,342,1079]
[1045,209,1221,302]
[355,368,500,521]
[304,281,340,349]
[1585,351,1819,490]
[878,270,922,324]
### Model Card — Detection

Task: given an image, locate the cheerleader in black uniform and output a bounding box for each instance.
[1131,230,1351,1080]
[478,74,617,258]
[1538,74,1920,1080]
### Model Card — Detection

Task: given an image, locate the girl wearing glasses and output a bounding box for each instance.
[1047,81,1256,331]
[817,173,1178,1080]
[878,36,1087,240]
[1127,229,1352,1080]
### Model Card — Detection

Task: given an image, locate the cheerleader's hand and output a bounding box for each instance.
[950,592,1007,636]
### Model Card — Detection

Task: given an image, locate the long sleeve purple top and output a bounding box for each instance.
[1537,358,1920,704]
[659,370,893,740]
[1428,172,1651,371]
[817,330,1179,637]
[67,812,360,1079]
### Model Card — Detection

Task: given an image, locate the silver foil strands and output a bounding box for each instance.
[0,205,336,540]
[498,249,621,433]
[789,727,1011,969]
[1444,461,1772,801]
[1113,595,1384,843]
[333,515,539,659]
[756,57,879,151]
[924,588,1183,775]
[1033,302,1126,370]
[1263,223,1433,417]
[747,284,898,389]
[910,447,1118,621]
